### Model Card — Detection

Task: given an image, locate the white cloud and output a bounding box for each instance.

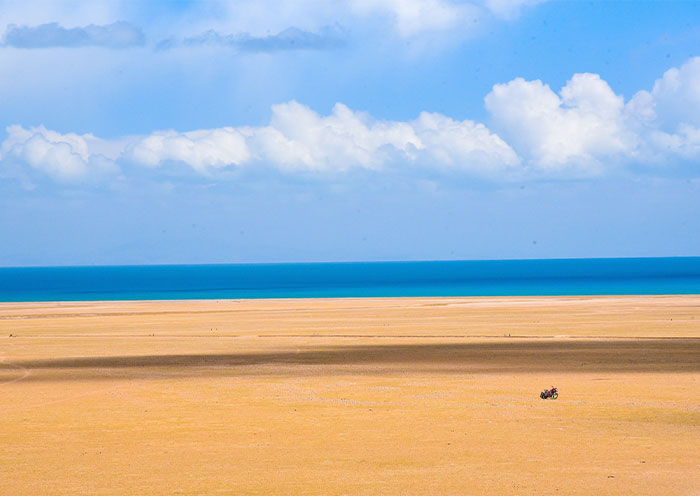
[628,57,700,130]
[411,111,520,174]
[6,56,700,184]
[1,101,515,180]
[646,124,700,161]
[125,128,250,174]
[1,125,116,181]
[125,100,518,176]
[485,73,636,175]
[625,57,700,166]
[483,57,700,175]
[250,101,422,171]
[350,0,478,37]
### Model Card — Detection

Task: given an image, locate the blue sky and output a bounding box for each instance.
[1,0,700,265]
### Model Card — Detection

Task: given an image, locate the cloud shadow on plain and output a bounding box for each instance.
[8,339,700,381]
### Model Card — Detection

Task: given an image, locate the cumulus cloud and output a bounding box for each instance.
[410,111,520,174]
[6,56,700,184]
[627,57,700,130]
[158,26,344,52]
[1,102,518,181]
[626,57,700,166]
[249,101,423,171]
[485,73,635,175]
[645,124,700,161]
[1,21,145,48]
[126,128,250,174]
[1,125,117,181]
[483,57,700,175]
[124,101,519,176]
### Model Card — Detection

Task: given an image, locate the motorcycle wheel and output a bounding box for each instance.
[552,392,558,399]
[540,392,545,399]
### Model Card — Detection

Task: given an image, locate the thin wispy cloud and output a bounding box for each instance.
[1,21,145,49]
[157,26,345,52]
[0,0,545,54]
[483,0,548,20]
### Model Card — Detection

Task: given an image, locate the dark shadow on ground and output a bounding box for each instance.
[6,339,700,381]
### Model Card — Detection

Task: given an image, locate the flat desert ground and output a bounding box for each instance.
[1,296,699,495]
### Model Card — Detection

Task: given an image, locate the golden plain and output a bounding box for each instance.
[1,296,699,495]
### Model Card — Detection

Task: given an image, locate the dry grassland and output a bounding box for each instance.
[1,296,699,495]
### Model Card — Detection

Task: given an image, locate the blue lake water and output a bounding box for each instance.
[1,257,699,302]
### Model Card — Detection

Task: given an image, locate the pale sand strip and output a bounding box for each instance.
[1,295,699,338]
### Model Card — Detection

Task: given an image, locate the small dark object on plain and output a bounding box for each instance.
[540,387,559,399]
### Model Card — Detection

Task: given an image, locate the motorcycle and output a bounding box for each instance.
[540,387,558,399]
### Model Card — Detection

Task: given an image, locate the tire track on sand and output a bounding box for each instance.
[0,355,31,386]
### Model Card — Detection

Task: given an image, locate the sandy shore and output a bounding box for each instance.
[1,296,699,495]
